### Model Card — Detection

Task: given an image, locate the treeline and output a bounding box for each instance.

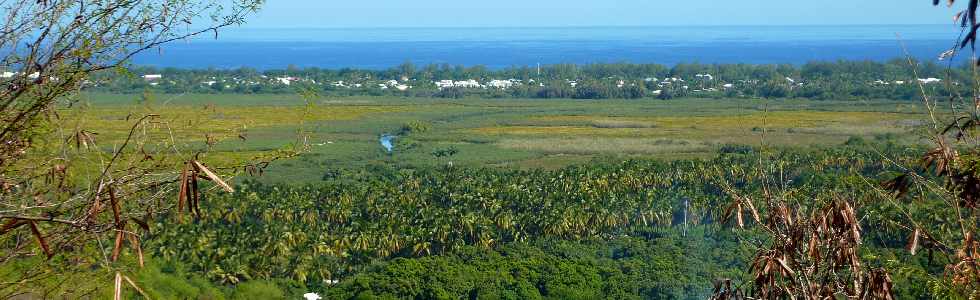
[88,59,968,100]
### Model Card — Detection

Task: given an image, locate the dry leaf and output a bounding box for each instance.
[743,197,761,223]
[28,221,52,259]
[177,162,190,217]
[122,274,150,299]
[114,273,122,300]
[776,257,796,277]
[192,160,234,192]
[109,186,121,227]
[907,228,921,255]
[111,230,123,262]
[735,203,745,228]
[129,233,144,268]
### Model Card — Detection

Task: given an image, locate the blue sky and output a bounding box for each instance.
[242,0,957,28]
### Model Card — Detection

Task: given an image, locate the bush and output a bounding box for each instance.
[719,144,754,154]
[845,136,867,146]
[231,281,286,300]
[400,120,431,135]
[135,261,227,300]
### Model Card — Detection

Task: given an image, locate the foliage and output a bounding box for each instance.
[141,145,951,298]
[399,120,431,135]
[325,234,750,300]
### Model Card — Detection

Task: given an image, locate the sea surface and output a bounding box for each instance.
[132,25,970,70]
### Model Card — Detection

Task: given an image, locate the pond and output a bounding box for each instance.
[380,134,396,152]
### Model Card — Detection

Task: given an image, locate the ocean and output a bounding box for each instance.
[131,25,969,70]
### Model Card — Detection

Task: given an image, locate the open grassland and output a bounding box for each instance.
[471,110,917,153]
[72,93,926,183]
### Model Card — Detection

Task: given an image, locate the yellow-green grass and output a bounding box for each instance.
[497,137,712,155]
[590,119,658,128]
[468,111,920,147]
[59,104,407,144]
[61,94,931,182]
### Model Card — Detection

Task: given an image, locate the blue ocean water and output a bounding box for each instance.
[131,25,969,70]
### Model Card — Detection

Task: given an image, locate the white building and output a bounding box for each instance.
[435,79,481,89]
[142,74,162,81]
[488,79,514,89]
[435,80,455,89]
[303,293,322,300]
[455,79,481,88]
[917,78,942,84]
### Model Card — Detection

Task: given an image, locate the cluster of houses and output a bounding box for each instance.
[870,78,941,85]
[644,75,717,94]
[134,72,743,93]
[137,74,533,91]
[379,79,411,91]
[434,79,523,89]
[127,71,953,95]
[140,73,314,88]
[435,79,480,89]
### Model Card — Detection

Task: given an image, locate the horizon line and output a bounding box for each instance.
[224,23,955,30]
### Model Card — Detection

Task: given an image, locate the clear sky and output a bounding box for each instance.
[242,0,957,28]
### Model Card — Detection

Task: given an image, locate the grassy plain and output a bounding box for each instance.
[72,93,925,183]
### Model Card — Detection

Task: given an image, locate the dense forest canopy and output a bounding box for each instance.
[121,144,953,299]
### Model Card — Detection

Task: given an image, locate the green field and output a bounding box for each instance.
[73,93,925,183]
